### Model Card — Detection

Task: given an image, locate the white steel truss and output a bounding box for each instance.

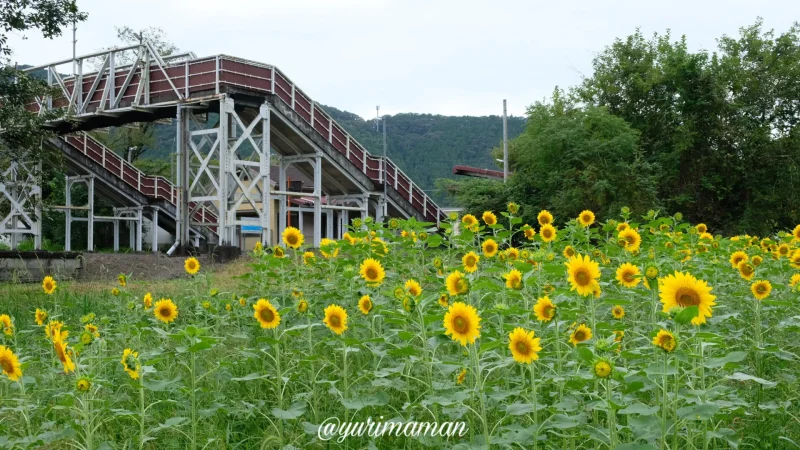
[30,42,195,118]
[178,96,271,247]
[0,155,42,249]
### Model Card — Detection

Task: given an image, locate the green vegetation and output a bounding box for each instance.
[1,214,799,447]
[448,20,800,236]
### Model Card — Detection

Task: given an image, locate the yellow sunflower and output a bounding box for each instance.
[118,273,127,287]
[729,251,748,269]
[504,269,523,290]
[143,292,153,309]
[569,324,592,346]
[533,296,556,322]
[540,224,557,243]
[359,258,386,285]
[523,225,536,240]
[750,280,772,301]
[85,323,100,338]
[738,261,755,281]
[438,293,449,308]
[0,345,22,381]
[253,298,281,329]
[446,271,470,296]
[790,273,800,288]
[618,228,641,252]
[696,223,707,234]
[507,202,520,214]
[184,257,200,275]
[120,348,140,380]
[303,251,315,265]
[461,214,478,229]
[358,295,373,315]
[405,279,422,297]
[482,211,497,226]
[563,245,576,259]
[0,315,13,336]
[282,226,304,249]
[320,238,339,258]
[323,304,348,335]
[505,247,520,261]
[615,262,641,288]
[42,275,57,295]
[793,224,800,241]
[653,329,677,352]
[578,210,595,227]
[565,254,601,296]
[76,377,91,392]
[153,298,178,324]
[611,305,625,319]
[482,239,499,257]
[593,359,612,378]
[617,222,630,232]
[537,210,553,226]
[456,368,467,385]
[44,320,63,341]
[508,327,541,364]
[752,255,763,267]
[443,302,481,346]
[297,299,308,313]
[776,244,791,258]
[658,271,716,325]
[462,251,480,273]
[791,250,800,269]
[35,308,47,326]
[53,334,76,374]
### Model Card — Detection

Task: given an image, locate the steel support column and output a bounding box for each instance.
[313,155,322,247]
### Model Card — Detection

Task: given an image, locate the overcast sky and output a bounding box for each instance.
[7,0,799,118]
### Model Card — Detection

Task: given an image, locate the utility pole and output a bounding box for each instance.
[503,99,508,182]
[382,115,388,217]
[71,20,77,75]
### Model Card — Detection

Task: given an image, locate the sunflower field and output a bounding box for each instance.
[1,206,800,449]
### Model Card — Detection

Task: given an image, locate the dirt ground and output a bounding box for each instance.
[77,252,247,283]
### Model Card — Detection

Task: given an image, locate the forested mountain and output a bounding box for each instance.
[320,106,525,202]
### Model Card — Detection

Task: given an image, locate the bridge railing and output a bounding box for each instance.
[23,49,446,225]
[59,133,218,232]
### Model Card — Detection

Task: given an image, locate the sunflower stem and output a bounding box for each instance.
[530,362,538,450]
[661,351,668,450]
[139,373,146,450]
[190,347,197,450]
[471,343,490,446]
[607,378,616,450]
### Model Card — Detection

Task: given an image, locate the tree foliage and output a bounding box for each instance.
[573,19,800,235]
[450,19,800,236]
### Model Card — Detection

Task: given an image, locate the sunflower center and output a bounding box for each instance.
[366,268,378,279]
[566,248,574,257]
[543,230,552,238]
[515,341,529,354]
[581,214,590,222]
[623,271,635,283]
[625,235,635,245]
[329,315,341,327]
[159,307,171,317]
[287,235,298,245]
[575,269,590,286]
[756,285,767,294]
[453,315,470,334]
[675,287,701,307]
[543,305,554,318]
[260,308,275,322]
[0,357,13,374]
[466,256,476,266]
[574,330,586,341]
[45,281,53,290]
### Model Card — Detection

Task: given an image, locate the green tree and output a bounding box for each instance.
[573,20,800,234]
[446,94,657,226]
[1,0,87,160]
